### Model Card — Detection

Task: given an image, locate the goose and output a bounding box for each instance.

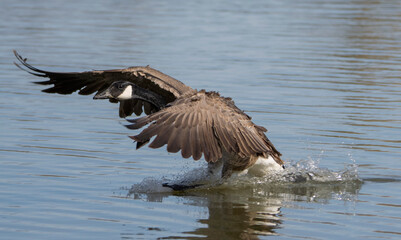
[14,50,284,190]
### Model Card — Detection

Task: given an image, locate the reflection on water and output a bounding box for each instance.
[179,192,283,239]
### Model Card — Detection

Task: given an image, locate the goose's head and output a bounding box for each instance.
[94,81,166,109]
[94,81,133,100]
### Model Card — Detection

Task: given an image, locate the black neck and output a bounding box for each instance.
[132,85,166,109]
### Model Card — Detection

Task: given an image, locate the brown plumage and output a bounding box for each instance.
[126,90,282,165]
[14,50,284,180]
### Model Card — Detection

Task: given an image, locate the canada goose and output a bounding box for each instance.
[14,50,284,190]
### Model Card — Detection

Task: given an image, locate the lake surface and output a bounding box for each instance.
[1,0,400,239]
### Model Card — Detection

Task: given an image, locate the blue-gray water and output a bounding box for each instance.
[1,0,400,239]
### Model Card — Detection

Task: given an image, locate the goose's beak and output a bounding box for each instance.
[93,89,112,99]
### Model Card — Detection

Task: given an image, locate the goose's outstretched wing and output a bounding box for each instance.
[13,50,193,117]
[126,91,283,165]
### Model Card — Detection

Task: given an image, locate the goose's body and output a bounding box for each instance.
[14,50,284,189]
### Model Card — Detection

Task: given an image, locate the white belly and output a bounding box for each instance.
[246,156,284,177]
[208,154,284,179]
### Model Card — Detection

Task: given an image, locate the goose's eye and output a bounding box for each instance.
[118,84,124,90]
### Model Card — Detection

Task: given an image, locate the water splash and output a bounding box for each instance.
[129,157,362,201]
[264,158,360,183]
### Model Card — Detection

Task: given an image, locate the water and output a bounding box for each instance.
[1,0,400,239]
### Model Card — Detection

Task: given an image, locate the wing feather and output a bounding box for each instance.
[14,50,193,117]
[214,114,237,153]
[180,124,191,158]
[119,100,135,118]
[191,125,202,160]
[132,124,159,142]
[167,127,182,153]
[149,125,173,149]
[174,113,186,128]
[126,91,282,164]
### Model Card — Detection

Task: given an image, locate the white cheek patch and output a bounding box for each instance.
[117,85,133,100]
